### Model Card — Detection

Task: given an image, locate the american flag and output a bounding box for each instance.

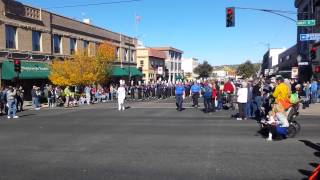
[135,15,141,23]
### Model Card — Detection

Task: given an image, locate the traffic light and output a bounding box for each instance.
[310,47,317,60]
[226,7,235,27]
[14,60,21,73]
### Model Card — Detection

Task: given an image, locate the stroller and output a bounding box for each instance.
[259,103,301,139]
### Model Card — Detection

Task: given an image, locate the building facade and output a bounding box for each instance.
[152,47,183,83]
[277,44,298,78]
[136,48,166,83]
[295,0,320,80]
[0,0,138,86]
[181,57,198,80]
[261,48,286,76]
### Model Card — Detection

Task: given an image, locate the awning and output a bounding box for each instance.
[1,60,50,80]
[111,66,143,77]
[124,67,143,77]
[111,66,129,76]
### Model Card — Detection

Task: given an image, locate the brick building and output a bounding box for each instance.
[136,48,166,83]
[0,0,139,87]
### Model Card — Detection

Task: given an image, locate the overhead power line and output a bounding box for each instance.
[45,0,143,9]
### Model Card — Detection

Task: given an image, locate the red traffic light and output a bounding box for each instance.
[227,8,233,15]
[315,66,320,73]
[14,60,21,65]
[311,47,317,52]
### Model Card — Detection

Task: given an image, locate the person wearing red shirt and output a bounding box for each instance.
[224,80,235,109]
[211,81,217,112]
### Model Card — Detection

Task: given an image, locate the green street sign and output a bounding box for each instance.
[297,20,316,26]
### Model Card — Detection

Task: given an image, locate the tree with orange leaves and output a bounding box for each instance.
[49,42,115,86]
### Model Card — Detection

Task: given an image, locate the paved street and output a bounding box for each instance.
[0,100,319,180]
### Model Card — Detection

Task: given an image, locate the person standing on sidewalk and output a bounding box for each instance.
[31,86,40,110]
[84,85,91,105]
[211,81,217,112]
[6,86,18,119]
[190,81,201,108]
[252,80,262,119]
[16,86,24,111]
[64,86,71,108]
[175,81,185,111]
[202,82,212,113]
[237,82,248,120]
[311,79,318,104]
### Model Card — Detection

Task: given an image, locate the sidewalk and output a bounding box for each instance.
[300,103,320,116]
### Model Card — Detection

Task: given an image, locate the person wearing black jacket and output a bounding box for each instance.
[252,81,262,119]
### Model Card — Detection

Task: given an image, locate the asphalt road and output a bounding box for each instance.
[0,100,319,180]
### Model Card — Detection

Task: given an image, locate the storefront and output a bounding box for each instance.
[1,60,50,99]
[111,66,143,84]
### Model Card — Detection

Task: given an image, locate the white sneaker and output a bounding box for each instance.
[13,116,19,119]
[236,118,243,121]
[266,138,273,141]
[7,116,11,119]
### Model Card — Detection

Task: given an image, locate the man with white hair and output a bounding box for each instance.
[117,80,126,111]
[237,81,248,120]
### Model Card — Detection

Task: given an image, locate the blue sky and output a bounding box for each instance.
[20,0,297,65]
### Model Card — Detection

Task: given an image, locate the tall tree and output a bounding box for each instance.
[236,60,256,79]
[49,42,115,86]
[193,61,213,78]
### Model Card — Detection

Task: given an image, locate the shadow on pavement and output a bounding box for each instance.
[298,140,320,179]
[19,113,37,117]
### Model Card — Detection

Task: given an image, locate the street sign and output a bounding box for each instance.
[297,20,316,26]
[298,62,309,66]
[300,33,320,41]
[291,67,298,79]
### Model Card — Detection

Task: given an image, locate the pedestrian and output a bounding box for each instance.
[237,82,248,120]
[311,79,318,104]
[64,86,71,108]
[6,86,18,119]
[175,81,185,111]
[16,86,24,111]
[252,80,262,119]
[190,81,201,108]
[0,86,6,115]
[211,81,217,112]
[202,82,212,113]
[246,82,253,118]
[117,80,126,111]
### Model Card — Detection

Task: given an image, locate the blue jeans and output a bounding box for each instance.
[33,97,40,108]
[176,95,183,111]
[217,100,223,110]
[253,96,262,118]
[7,100,16,117]
[311,91,318,103]
[246,100,253,117]
[204,97,212,112]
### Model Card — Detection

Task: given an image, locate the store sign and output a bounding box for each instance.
[21,66,49,72]
[158,67,163,75]
[291,67,299,79]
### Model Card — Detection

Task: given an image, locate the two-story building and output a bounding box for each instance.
[0,0,139,88]
[152,47,183,83]
[136,48,166,83]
